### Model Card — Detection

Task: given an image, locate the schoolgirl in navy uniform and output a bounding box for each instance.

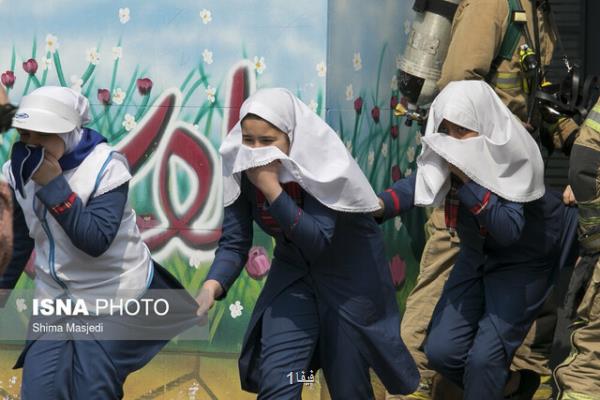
[0,86,199,399]
[376,81,577,400]
[196,88,419,399]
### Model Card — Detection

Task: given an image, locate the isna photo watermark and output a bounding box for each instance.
[32,297,170,317]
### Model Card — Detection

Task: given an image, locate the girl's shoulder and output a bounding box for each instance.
[83,143,128,170]
[74,144,132,197]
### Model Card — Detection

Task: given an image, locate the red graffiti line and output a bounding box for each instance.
[120,94,175,175]
[144,127,221,251]
[120,61,254,252]
[227,67,252,132]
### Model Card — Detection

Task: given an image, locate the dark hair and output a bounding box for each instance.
[0,103,17,133]
[241,113,281,131]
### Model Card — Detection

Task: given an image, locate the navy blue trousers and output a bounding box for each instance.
[424,258,555,400]
[258,277,374,400]
[18,263,199,399]
[21,338,168,400]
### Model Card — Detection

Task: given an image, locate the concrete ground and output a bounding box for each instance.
[1,345,391,399]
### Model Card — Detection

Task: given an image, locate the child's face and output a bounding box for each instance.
[18,129,65,159]
[241,116,290,155]
[438,119,479,140]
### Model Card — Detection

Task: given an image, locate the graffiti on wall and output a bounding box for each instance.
[0,0,426,353]
[118,61,258,263]
[0,1,328,352]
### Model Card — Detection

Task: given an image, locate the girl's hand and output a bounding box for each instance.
[32,152,62,186]
[372,198,385,218]
[245,161,283,202]
[196,280,222,326]
[562,185,577,206]
[448,163,469,183]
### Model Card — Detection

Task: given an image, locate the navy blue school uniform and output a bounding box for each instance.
[13,263,197,400]
[205,174,419,398]
[379,174,577,400]
[0,131,200,399]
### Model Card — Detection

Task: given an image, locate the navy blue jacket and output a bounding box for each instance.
[379,173,578,356]
[205,175,420,394]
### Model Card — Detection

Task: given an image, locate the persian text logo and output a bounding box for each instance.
[287,370,315,385]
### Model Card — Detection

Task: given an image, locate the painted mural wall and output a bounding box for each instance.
[0,0,329,354]
[0,0,425,397]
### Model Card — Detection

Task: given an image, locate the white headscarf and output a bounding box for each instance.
[13,86,90,154]
[220,88,380,213]
[415,80,545,206]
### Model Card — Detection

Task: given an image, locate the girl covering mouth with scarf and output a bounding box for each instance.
[376,80,578,400]
[196,88,419,399]
[0,86,200,399]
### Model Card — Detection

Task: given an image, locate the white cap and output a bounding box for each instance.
[12,94,82,134]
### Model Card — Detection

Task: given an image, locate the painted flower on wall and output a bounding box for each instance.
[353,52,362,71]
[391,164,402,182]
[136,77,153,95]
[371,106,380,123]
[202,49,213,65]
[354,97,363,114]
[206,85,216,103]
[85,47,100,65]
[405,168,413,176]
[15,298,27,313]
[368,150,375,166]
[245,246,271,279]
[189,251,204,269]
[391,125,399,139]
[70,75,83,93]
[345,140,352,152]
[97,88,111,105]
[22,59,38,75]
[45,34,59,54]
[200,9,212,24]
[1,71,15,88]
[42,58,52,71]
[407,146,416,163]
[253,56,266,74]
[308,99,318,113]
[119,8,130,24]
[112,46,123,61]
[381,143,388,158]
[345,84,353,101]
[229,300,244,319]
[316,61,326,77]
[112,87,125,105]
[389,255,406,288]
[122,114,137,132]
